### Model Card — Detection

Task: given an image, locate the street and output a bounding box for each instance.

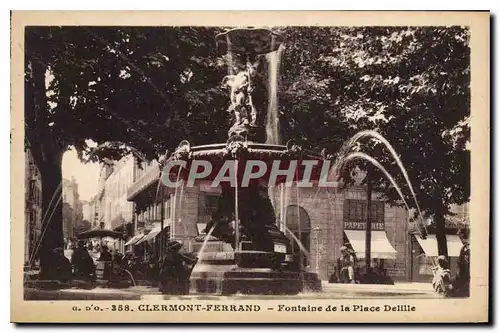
[24,281,439,300]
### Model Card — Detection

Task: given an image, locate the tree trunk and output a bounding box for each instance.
[365,172,372,274]
[433,189,448,258]
[38,151,65,279]
[25,55,67,278]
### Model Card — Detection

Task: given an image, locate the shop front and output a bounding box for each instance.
[342,198,400,282]
[410,232,464,282]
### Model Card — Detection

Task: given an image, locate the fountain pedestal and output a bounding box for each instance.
[190,241,321,295]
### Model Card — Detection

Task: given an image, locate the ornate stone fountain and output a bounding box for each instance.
[164,28,323,295]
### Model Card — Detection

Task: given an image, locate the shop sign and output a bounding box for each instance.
[343,221,385,231]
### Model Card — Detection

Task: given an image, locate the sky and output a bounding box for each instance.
[62,148,101,201]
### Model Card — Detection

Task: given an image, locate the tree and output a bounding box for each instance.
[25,27,229,273]
[278,27,470,257]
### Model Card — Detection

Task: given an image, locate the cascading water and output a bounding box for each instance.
[265,39,284,145]
[171,167,184,239]
[295,169,304,271]
[234,160,240,251]
[177,179,186,235]
[123,269,137,286]
[331,130,427,234]
[226,34,234,76]
[283,225,310,259]
[341,152,412,213]
[196,222,219,261]
[282,182,293,232]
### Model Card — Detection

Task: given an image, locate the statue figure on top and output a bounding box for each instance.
[222,56,264,136]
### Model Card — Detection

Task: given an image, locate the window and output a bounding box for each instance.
[28,180,36,202]
[344,199,385,222]
[198,194,220,224]
[165,197,172,219]
[203,194,219,216]
[156,203,161,220]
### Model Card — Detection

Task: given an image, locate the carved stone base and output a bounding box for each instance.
[228,123,266,143]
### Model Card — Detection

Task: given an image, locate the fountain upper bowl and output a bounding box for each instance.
[215,28,284,56]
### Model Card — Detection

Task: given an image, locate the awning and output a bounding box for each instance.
[124,234,145,247]
[135,225,167,245]
[344,230,398,260]
[76,228,123,240]
[136,230,158,245]
[415,234,463,257]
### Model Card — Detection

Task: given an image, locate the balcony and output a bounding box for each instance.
[127,165,160,201]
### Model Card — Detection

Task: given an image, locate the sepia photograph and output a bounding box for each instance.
[11,11,489,323]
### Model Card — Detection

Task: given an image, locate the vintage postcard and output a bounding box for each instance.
[11,11,490,323]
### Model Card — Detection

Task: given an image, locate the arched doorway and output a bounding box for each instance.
[285,205,311,267]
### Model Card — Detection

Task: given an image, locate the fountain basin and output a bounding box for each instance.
[190,240,322,295]
[191,264,321,295]
[164,142,333,187]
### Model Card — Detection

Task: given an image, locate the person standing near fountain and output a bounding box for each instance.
[46,248,73,283]
[432,256,454,297]
[158,241,198,295]
[455,228,470,297]
[71,240,96,283]
[336,246,357,284]
[97,245,112,262]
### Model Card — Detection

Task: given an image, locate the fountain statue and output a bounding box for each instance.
[218,28,282,142]
[161,28,323,295]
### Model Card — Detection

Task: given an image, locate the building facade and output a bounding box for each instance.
[124,164,411,281]
[62,177,81,239]
[123,160,468,283]
[126,158,170,257]
[25,147,43,268]
[86,196,99,228]
[81,200,92,223]
[157,182,410,281]
[96,163,113,227]
[409,202,469,282]
[101,157,135,230]
[96,156,135,252]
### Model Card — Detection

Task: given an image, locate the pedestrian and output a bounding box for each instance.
[158,241,198,295]
[455,232,470,297]
[71,240,96,282]
[50,247,73,283]
[98,245,112,261]
[336,246,356,284]
[146,251,159,285]
[432,255,454,297]
[112,250,125,266]
[106,250,127,286]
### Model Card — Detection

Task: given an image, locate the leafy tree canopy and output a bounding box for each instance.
[279,26,470,217]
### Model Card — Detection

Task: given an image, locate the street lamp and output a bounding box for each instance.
[313,226,322,273]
